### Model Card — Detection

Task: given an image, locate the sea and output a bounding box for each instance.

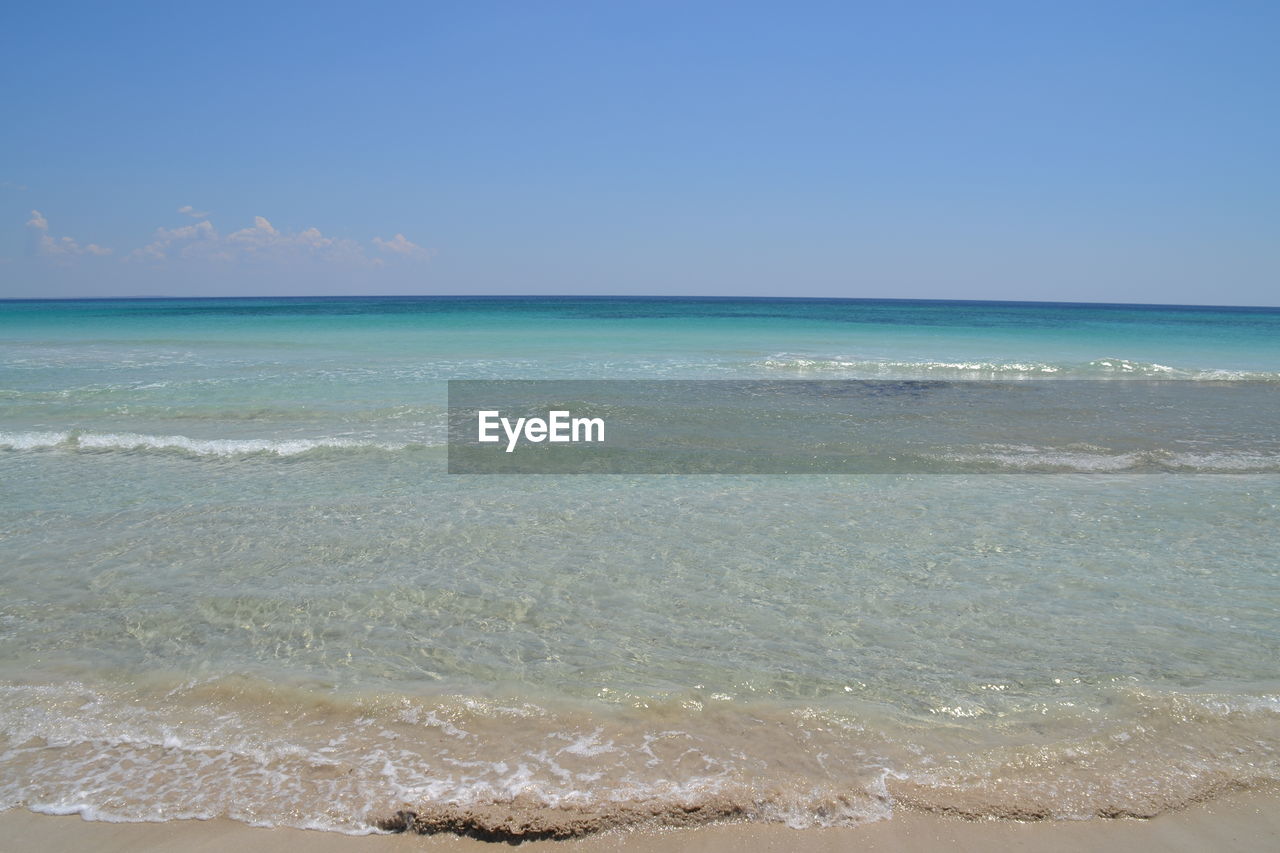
[1,296,1278,835]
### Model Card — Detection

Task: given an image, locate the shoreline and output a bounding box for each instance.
[3,786,1278,852]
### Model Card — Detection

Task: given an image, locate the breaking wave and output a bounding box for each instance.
[752,356,1280,380]
[0,430,435,458]
[934,446,1280,474]
[1,678,1277,837]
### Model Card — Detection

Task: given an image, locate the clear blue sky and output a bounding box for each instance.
[2,1,1277,303]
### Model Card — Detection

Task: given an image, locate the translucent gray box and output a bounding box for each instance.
[447,380,1280,474]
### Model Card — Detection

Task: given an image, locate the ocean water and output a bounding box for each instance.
[1,296,1278,834]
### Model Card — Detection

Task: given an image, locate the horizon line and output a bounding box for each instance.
[2,294,1279,311]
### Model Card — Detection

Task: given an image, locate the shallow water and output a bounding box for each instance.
[1,297,1278,832]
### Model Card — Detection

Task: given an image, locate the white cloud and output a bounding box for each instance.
[223,216,372,265]
[26,210,113,256]
[177,205,209,218]
[228,216,332,253]
[131,219,220,261]
[129,214,392,267]
[28,209,430,270]
[372,233,432,258]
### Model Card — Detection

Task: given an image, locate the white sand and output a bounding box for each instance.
[2,785,1277,852]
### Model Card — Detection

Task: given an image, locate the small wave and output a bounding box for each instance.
[0,430,428,457]
[0,680,893,835]
[2,678,1279,835]
[753,356,1280,380]
[935,446,1280,473]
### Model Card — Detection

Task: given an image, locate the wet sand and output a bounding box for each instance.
[3,786,1276,852]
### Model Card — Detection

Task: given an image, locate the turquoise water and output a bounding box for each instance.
[1,297,1279,832]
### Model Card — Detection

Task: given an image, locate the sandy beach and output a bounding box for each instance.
[4,786,1278,853]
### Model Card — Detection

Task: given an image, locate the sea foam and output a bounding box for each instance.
[0,430,423,457]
